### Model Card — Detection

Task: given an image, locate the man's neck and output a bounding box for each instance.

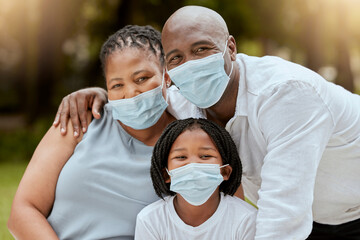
[206,62,240,127]
[119,111,176,146]
[173,191,221,227]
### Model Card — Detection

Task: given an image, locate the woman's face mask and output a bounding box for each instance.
[105,48,168,130]
[168,40,233,108]
[108,71,168,130]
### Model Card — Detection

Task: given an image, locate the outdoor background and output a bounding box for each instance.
[1,0,360,238]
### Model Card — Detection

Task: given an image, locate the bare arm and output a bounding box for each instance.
[53,87,107,137]
[7,113,91,240]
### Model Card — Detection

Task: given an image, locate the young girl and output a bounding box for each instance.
[135,118,256,239]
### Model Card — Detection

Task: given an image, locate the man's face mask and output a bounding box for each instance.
[168,40,233,108]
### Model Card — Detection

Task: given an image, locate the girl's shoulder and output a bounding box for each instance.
[222,194,257,216]
[137,196,173,220]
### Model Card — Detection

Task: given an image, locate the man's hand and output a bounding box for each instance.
[53,87,108,137]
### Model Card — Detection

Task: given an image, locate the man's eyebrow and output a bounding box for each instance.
[165,49,179,60]
[190,40,214,48]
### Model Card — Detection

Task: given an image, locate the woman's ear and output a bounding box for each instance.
[164,71,171,88]
[221,165,232,181]
[162,168,171,183]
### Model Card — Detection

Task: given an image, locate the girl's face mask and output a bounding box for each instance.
[166,163,229,206]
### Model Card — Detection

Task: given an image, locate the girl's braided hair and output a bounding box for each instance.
[150,118,242,199]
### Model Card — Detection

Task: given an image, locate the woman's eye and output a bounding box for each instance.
[112,84,122,89]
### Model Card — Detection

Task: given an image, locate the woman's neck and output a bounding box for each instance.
[119,111,176,146]
[173,190,221,227]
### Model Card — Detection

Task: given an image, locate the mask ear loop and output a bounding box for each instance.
[222,39,234,78]
[160,68,170,103]
[219,164,229,168]
[222,39,229,57]
[165,168,172,177]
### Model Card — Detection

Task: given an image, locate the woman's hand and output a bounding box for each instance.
[53,87,108,137]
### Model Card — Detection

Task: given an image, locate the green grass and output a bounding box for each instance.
[0,162,28,240]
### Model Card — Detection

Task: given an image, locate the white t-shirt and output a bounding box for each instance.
[135,193,257,240]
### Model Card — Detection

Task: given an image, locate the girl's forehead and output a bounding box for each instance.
[173,128,216,147]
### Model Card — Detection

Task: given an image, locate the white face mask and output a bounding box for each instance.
[168,40,233,108]
[108,71,168,130]
[166,163,229,206]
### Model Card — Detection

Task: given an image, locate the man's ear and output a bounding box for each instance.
[221,165,232,181]
[228,35,237,61]
[162,168,171,183]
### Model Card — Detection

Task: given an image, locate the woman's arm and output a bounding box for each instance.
[7,114,90,240]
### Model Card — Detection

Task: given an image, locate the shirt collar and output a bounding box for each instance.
[234,54,248,117]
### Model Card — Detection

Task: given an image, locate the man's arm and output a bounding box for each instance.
[254,81,334,239]
[53,87,107,137]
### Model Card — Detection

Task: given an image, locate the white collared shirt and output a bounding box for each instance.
[226,54,360,240]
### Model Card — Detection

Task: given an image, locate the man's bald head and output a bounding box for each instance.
[162,6,229,49]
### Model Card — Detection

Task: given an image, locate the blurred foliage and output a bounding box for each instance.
[0,161,28,239]
[0,0,360,163]
[0,117,52,163]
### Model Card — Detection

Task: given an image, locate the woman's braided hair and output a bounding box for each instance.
[99,25,164,75]
[150,118,242,199]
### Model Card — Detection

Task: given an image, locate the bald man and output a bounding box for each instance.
[56,6,360,240]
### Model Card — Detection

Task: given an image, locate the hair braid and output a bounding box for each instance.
[150,118,242,199]
[99,25,164,75]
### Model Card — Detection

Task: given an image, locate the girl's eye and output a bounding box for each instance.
[174,156,186,160]
[200,155,212,159]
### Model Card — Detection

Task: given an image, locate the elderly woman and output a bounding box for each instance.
[8,25,203,240]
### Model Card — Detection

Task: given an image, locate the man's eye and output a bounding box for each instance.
[195,47,210,53]
[136,77,149,83]
[168,56,181,65]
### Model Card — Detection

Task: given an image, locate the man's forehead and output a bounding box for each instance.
[162,23,223,50]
